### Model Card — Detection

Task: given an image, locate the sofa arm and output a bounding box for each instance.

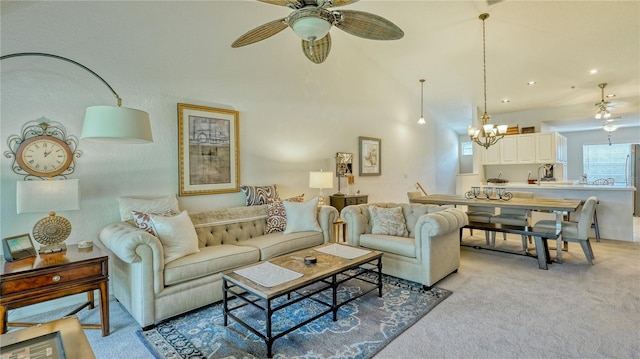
[415,207,468,238]
[318,205,339,243]
[99,222,165,272]
[341,205,368,246]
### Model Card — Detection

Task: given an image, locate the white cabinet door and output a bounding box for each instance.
[500,136,517,164]
[535,132,557,163]
[516,134,535,163]
[482,142,500,164]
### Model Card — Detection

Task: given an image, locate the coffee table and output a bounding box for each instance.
[222,243,383,358]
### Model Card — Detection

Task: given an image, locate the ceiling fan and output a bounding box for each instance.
[231,0,404,64]
[594,82,615,120]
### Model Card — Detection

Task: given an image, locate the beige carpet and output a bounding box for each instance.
[375,229,640,359]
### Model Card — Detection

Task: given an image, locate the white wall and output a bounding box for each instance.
[0,2,457,243]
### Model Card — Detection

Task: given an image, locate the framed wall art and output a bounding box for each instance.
[178,103,240,196]
[359,136,381,176]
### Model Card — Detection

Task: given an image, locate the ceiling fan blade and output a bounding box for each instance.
[302,33,332,64]
[334,10,404,40]
[231,18,288,48]
[257,0,303,8]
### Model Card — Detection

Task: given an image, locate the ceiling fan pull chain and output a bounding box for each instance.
[308,36,316,56]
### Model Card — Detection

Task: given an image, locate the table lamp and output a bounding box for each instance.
[16,179,80,253]
[309,171,333,206]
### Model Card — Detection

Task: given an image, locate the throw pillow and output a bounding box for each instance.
[118,195,180,222]
[283,197,322,234]
[265,194,306,234]
[149,210,200,264]
[131,210,178,236]
[369,206,409,237]
[240,185,281,206]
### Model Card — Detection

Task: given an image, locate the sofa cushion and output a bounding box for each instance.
[283,198,322,234]
[164,244,260,286]
[118,194,179,222]
[242,231,325,260]
[241,185,280,206]
[360,234,416,258]
[265,194,306,234]
[368,206,409,237]
[150,210,200,264]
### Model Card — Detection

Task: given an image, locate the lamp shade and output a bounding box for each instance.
[81,105,153,143]
[17,179,80,214]
[309,171,333,189]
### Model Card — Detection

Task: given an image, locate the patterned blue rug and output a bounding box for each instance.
[137,273,451,359]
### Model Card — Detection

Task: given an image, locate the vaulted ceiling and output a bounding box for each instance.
[3,0,639,134]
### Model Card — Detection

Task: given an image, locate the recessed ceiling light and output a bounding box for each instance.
[502,98,510,103]
[590,69,598,74]
[606,94,616,98]
[527,81,536,85]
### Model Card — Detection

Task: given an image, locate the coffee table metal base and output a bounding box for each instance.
[223,257,382,358]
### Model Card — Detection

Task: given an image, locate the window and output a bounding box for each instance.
[461,141,473,156]
[583,143,631,184]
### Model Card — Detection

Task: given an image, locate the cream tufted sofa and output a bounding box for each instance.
[99,204,338,328]
[341,203,468,289]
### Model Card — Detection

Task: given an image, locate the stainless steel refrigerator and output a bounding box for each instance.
[632,144,640,216]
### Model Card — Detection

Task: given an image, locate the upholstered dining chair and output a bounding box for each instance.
[534,196,598,265]
[489,191,534,251]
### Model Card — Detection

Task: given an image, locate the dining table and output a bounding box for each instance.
[409,194,582,262]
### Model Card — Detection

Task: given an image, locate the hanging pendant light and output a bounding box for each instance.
[418,79,426,125]
[467,13,508,149]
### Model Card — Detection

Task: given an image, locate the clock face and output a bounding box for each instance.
[16,136,73,177]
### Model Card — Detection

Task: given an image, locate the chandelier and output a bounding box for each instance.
[467,13,508,149]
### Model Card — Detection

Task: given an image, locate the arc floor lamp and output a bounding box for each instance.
[0,52,153,144]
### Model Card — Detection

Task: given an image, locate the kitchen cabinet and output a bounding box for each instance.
[482,132,566,165]
[499,136,518,164]
[516,134,535,163]
[535,132,567,164]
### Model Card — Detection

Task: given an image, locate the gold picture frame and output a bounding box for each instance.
[359,136,381,176]
[178,103,240,196]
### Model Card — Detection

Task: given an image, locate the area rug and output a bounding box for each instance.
[137,273,451,359]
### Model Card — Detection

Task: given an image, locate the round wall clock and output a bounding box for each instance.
[16,135,74,178]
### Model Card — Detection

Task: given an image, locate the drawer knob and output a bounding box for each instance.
[52,275,61,282]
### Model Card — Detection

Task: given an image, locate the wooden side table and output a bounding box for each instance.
[329,194,368,213]
[0,244,110,336]
[333,219,347,243]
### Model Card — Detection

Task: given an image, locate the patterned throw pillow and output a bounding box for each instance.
[131,210,177,236]
[265,194,305,233]
[240,185,281,206]
[368,206,409,237]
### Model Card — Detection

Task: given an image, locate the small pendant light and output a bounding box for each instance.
[418,79,426,125]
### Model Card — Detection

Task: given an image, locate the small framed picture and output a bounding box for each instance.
[2,233,37,262]
[359,136,381,176]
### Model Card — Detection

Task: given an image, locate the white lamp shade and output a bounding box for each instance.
[17,179,80,214]
[309,171,334,189]
[81,105,153,143]
[291,16,331,41]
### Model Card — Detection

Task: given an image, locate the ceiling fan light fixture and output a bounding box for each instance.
[603,124,619,132]
[288,8,334,42]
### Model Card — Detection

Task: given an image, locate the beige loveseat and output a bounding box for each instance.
[99,203,338,328]
[341,203,468,289]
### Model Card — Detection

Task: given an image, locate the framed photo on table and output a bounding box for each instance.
[359,136,381,176]
[2,233,37,261]
[178,103,240,196]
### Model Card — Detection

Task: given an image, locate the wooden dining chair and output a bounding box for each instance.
[534,196,598,265]
[407,191,423,202]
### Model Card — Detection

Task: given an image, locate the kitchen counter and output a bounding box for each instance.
[499,182,636,191]
[480,183,635,241]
